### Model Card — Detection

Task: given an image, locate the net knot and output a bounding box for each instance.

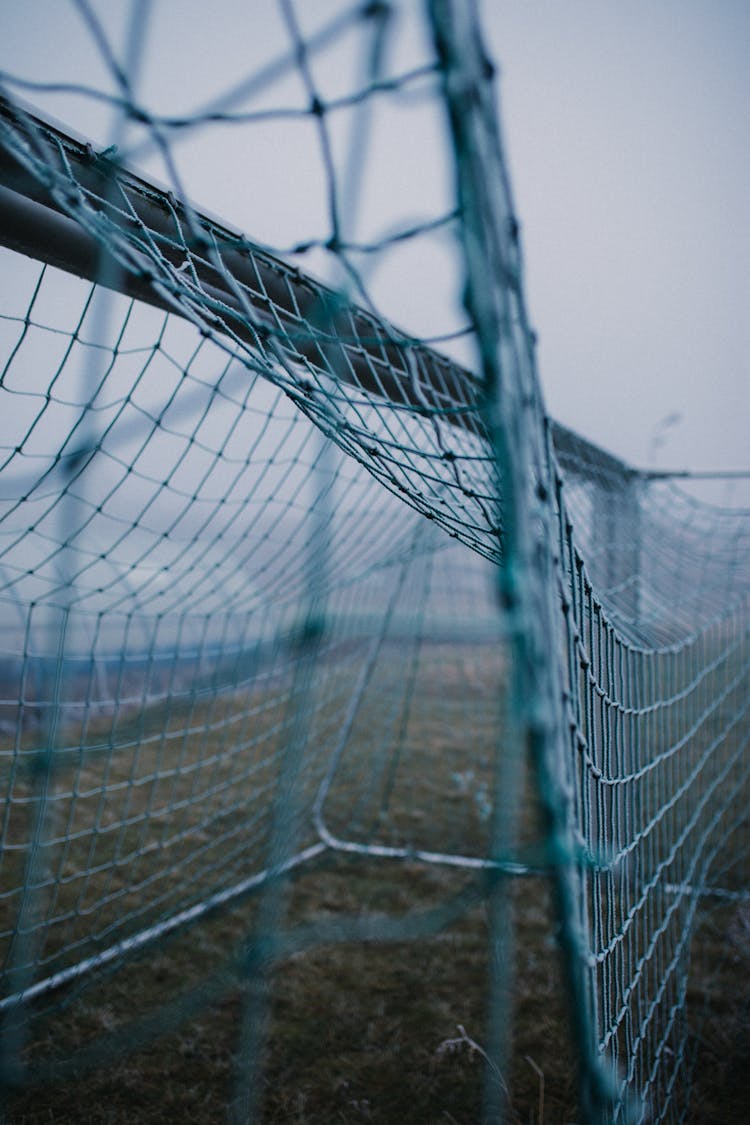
[362,1,391,20]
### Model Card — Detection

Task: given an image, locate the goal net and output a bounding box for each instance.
[0,3,748,1122]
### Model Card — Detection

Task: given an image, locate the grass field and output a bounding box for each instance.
[5,853,750,1123]
[3,852,578,1124]
[1,629,749,1122]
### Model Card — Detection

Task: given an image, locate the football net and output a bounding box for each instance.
[0,2,748,1122]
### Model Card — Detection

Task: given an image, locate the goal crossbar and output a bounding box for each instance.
[0,96,631,487]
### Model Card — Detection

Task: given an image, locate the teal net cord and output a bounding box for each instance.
[0,3,748,1122]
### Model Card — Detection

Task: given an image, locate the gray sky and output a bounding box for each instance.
[1,1,748,493]
[486,1,750,488]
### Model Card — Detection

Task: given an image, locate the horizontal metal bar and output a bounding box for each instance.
[642,469,750,481]
[549,419,636,483]
[0,183,179,316]
[0,842,328,1013]
[0,96,483,432]
[0,95,635,480]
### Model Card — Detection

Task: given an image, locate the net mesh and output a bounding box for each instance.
[0,2,748,1122]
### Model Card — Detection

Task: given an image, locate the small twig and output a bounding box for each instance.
[525,1055,545,1125]
[437,1024,510,1096]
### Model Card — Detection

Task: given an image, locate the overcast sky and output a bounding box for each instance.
[485,1,750,490]
[1,1,748,497]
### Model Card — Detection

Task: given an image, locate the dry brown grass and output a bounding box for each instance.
[4,850,580,1124]
[686,898,750,1124]
[1,633,749,1123]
